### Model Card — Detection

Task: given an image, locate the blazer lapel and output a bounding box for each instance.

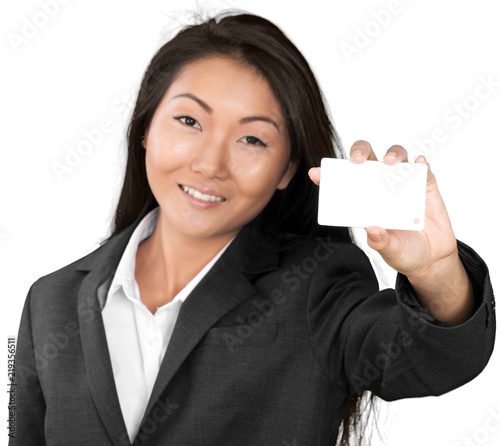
[75,215,281,442]
[140,223,281,424]
[76,222,139,446]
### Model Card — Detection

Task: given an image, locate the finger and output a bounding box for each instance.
[350,140,378,164]
[415,155,437,187]
[365,226,392,253]
[308,167,320,186]
[383,144,408,165]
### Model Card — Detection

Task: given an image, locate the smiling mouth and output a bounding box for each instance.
[180,185,226,202]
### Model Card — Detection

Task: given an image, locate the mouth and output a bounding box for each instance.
[179,185,226,203]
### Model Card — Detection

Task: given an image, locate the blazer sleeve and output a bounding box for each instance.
[307,239,495,401]
[9,284,47,446]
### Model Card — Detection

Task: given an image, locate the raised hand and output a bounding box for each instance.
[308,140,474,325]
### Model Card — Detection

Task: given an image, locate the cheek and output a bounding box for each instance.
[232,156,287,200]
[145,149,166,182]
[144,147,178,195]
[145,138,192,173]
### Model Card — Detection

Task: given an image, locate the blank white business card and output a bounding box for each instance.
[318,158,427,230]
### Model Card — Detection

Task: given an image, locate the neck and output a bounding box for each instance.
[135,211,236,308]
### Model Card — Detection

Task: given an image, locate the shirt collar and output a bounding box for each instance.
[103,206,235,310]
[106,207,160,306]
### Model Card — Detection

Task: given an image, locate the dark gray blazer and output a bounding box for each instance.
[10,218,495,445]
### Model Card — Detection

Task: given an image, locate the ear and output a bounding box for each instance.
[276,161,298,190]
[141,130,149,149]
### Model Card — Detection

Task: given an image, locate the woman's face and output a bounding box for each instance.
[143,55,296,242]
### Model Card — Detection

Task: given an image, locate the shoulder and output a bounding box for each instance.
[27,223,135,307]
[279,234,377,279]
[31,247,99,292]
[252,233,379,299]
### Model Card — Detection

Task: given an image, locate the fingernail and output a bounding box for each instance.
[384,152,399,164]
[367,229,383,241]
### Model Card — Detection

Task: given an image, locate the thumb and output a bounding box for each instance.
[308,167,320,186]
[365,226,391,253]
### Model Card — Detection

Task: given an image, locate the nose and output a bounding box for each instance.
[190,135,229,181]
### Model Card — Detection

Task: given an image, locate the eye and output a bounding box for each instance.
[175,116,201,130]
[240,135,268,147]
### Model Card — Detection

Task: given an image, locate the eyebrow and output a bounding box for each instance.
[172,93,282,133]
[239,116,281,133]
[172,93,213,113]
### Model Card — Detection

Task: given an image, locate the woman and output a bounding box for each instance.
[11,11,495,446]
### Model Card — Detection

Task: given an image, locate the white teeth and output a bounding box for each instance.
[181,185,225,202]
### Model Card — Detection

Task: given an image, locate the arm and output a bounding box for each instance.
[309,140,475,325]
[9,286,47,446]
[307,140,495,400]
[307,240,495,401]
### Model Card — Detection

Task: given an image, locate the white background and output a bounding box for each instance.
[1,1,499,445]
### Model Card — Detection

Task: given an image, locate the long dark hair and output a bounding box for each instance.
[108,11,376,445]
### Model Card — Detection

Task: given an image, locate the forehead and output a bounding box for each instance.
[162,56,284,117]
[172,55,264,88]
